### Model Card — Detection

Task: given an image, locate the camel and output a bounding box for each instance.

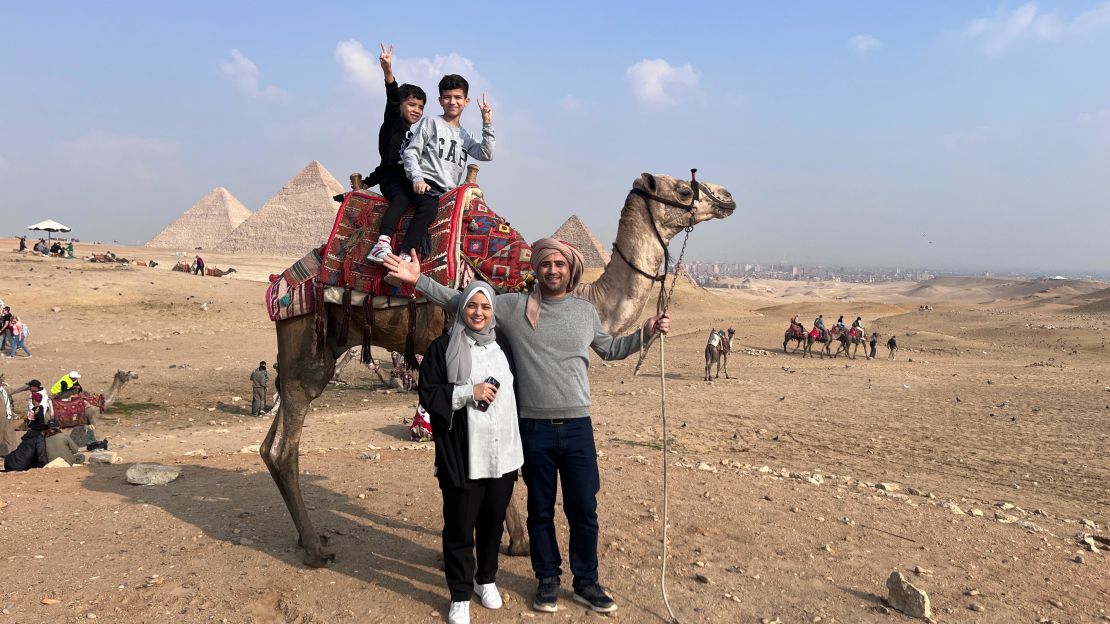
[783,324,807,353]
[171,261,191,273]
[839,329,869,359]
[704,329,734,381]
[205,267,236,277]
[8,370,138,446]
[262,171,736,568]
[803,329,848,358]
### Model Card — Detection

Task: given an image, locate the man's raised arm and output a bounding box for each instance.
[382,252,461,313]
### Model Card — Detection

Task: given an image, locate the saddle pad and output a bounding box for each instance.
[266,273,318,322]
[318,185,534,297]
[51,394,100,428]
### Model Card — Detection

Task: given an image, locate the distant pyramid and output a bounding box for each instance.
[553,215,610,269]
[146,187,252,249]
[215,161,345,256]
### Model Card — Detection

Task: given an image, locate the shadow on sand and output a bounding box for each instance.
[80,463,532,612]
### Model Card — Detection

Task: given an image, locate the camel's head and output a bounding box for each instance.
[226,267,237,274]
[632,172,737,235]
[115,370,139,384]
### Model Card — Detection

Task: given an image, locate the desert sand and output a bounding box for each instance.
[1,238,1107,623]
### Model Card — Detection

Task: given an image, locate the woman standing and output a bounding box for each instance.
[6,316,30,358]
[419,281,522,624]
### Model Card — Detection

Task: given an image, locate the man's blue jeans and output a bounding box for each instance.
[519,417,601,588]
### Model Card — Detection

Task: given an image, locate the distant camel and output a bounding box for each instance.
[783,324,807,353]
[171,261,191,273]
[803,328,848,358]
[839,329,869,359]
[205,267,237,277]
[704,329,734,381]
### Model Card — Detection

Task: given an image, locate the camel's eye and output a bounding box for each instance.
[677,185,692,197]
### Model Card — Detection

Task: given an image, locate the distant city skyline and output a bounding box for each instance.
[2,2,1109,273]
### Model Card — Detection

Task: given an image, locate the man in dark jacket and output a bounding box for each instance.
[4,417,48,471]
[250,362,269,416]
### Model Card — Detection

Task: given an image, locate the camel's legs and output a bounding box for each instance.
[262,315,338,568]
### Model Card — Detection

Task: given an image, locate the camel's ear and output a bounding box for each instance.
[638,173,657,193]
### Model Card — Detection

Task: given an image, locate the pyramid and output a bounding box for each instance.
[214,160,345,256]
[145,187,252,249]
[553,215,610,269]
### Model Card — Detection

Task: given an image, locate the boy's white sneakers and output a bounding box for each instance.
[473,581,503,609]
[447,600,471,624]
[366,239,392,264]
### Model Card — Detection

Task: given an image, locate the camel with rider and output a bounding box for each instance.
[704,328,734,381]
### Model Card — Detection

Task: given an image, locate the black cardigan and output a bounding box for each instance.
[418,332,516,489]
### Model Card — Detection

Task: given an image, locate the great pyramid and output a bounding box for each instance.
[145,187,252,249]
[214,160,345,256]
[553,215,610,269]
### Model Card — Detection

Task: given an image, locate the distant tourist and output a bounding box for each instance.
[6,316,31,359]
[813,314,826,341]
[18,236,26,252]
[0,305,12,353]
[193,255,205,276]
[250,361,269,416]
[868,332,879,359]
[887,335,898,360]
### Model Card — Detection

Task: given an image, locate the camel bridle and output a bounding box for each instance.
[614,168,723,283]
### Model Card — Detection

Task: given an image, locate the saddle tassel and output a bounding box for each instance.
[404,297,419,371]
[338,288,352,348]
[361,300,374,365]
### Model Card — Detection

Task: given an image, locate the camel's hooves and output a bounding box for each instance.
[303,550,336,568]
[507,542,530,557]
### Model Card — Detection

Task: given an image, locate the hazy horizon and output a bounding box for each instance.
[3,2,1109,273]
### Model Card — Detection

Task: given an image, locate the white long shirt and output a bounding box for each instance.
[450,336,523,479]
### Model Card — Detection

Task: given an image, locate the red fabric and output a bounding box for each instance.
[410,404,433,441]
[50,393,104,428]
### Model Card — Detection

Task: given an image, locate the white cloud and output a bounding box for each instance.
[965,2,1110,55]
[560,95,582,111]
[849,34,883,55]
[335,40,489,98]
[220,49,286,100]
[625,59,700,110]
[1079,107,1110,126]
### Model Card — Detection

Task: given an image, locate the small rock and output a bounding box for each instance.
[877,482,900,492]
[89,451,121,464]
[913,565,933,576]
[1074,554,1085,564]
[694,574,711,584]
[965,589,981,596]
[44,457,71,469]
[125,463,182,486]
[970,603,985,612]
[51,307,62,312]
[239,444,261,454]
[970,508,984,517]
[41,598,60,605]
[995,512,1018,523]
[944,502,965,515]
[886,570,931,619]
[696,462,716,472]
[1049,598,1063,608]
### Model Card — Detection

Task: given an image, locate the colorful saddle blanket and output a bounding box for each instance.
[266,247,323,322]
[51,393,104,428]
[318,185,534,297]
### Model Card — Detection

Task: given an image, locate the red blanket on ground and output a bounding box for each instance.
[318,186,534,297]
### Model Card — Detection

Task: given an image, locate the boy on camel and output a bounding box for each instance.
[389,74,494,265]
[365,43,428,263]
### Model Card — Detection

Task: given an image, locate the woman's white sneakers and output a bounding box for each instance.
[447,600,470,624]
[473,581,503,609]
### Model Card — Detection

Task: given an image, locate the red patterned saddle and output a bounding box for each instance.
[51,393,105,428]
[318,185,534,297]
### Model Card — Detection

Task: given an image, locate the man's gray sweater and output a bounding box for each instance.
[417,275,643,420]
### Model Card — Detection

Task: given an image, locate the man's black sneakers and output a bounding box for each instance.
[573,583,617,613]
[532,577,559,613]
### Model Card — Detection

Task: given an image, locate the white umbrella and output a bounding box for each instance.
[27,219,72,242]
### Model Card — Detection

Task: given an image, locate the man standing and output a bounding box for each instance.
[250,361,269,416]
[386,239,669,615]
[194,255,205,276]
[0,306,12,354]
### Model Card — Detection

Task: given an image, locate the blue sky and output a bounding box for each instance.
[2,1,1109,274]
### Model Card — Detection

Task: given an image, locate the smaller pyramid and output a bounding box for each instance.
[146,187,252,249]
[553,215,610,269]
[215,161,345,256]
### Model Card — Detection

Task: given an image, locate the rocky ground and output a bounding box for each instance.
[1,240,1107,623]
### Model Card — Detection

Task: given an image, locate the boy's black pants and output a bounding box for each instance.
[440,471,516,601]
[378,176,439,257]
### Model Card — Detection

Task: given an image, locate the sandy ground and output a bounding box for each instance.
[1,238,1108,624]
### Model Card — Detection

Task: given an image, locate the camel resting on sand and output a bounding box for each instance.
[205,267,236,277]
[263,171,737,568]
[9,370,138,447]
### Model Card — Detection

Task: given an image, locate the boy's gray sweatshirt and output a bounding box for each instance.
[416,275,643,420]
[402,116,494,191]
